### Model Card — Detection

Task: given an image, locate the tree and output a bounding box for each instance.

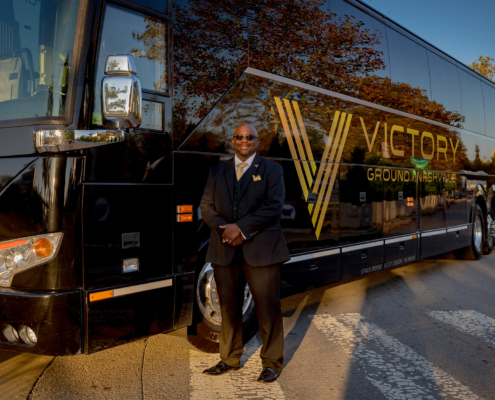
[467,55,495,81]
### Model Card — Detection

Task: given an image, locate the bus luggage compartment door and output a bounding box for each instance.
[445,226,468,251]
[341,241,384,280]
[384,235,417,269]
[282,249,340,295]
[420,230,446,258]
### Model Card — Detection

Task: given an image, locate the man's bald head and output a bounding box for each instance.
[234,123,257,136]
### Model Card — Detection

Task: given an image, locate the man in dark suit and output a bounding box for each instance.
[200,123,290,383]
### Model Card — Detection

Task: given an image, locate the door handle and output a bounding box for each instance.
[399,242,404,250]
[361,250,367,259]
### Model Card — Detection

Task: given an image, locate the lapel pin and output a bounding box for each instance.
[255,164,258,167]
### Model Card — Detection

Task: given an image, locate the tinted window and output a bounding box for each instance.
[387,28,430,99]
[172,0,248,145]
[93,4,168,125]
[0,0,80,122]
[458,70,485,135]
[482,83,495,138]
[141,100,163,131]
[329,0,390,79]
[247,0,332,86]
[247,0,389,95]
[428,51,462,126]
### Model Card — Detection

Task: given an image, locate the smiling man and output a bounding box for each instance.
[200,123,290,383]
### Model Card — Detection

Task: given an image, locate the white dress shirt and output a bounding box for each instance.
[235,152,256,174]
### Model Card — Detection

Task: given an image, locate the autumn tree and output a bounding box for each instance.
[467,55,495,81]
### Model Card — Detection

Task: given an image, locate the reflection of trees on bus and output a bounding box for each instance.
[131,15,167,92]
[171,0,387,145]
[144,0,465,147]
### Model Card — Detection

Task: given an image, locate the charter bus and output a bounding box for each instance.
[0,0,494,355]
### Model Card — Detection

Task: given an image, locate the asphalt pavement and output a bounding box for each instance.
[3,254,495,400]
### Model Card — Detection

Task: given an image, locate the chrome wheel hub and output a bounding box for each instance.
[196,263,253,326]
[474,215,483,253]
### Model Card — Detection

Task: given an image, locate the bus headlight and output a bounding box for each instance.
[0,233,63,287]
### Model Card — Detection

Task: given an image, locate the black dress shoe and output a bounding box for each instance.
[203,361,240,375]
[257,367,279,383]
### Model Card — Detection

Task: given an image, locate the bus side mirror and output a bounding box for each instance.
[101,55,142,129]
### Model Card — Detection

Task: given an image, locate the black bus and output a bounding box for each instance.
[0,0,494,356]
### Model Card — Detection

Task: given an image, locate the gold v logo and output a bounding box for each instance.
[274,97,352,239]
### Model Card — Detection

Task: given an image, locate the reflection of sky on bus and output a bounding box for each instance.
[366,0,495,64]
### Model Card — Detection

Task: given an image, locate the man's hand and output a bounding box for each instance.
[220,223,241,245]
[230,235,245,246]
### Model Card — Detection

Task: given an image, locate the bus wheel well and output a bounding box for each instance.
[476,197,487,221]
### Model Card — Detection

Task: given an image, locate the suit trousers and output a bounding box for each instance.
[213,248,284,371]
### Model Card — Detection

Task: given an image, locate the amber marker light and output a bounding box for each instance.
[413,235,417,239]
[90,290,114,302]
[176,214,193,222]
[176,205,193,213]
[32,238,53,258]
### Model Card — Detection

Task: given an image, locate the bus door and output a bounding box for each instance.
[339,165,384,280]
[83,1,174,353]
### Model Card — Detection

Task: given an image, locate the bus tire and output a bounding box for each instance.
[459,204,484,261]
[175,260,259,353]
[483,209,494,255]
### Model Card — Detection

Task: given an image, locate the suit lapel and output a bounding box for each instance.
[238,153,263,200]
[224,157,235,201]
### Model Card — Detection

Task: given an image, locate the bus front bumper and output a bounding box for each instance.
[0,288,81,356]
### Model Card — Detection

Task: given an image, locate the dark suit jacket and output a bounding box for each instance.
[200,153,290,267]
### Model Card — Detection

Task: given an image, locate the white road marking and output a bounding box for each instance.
[311,313,479,400]
[428,310,495,347]
[189,336,285,400]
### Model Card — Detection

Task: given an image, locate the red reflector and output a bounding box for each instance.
[176,205,193,214]
[176,214,193,222]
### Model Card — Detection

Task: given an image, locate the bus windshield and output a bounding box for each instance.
[0,0,80,123]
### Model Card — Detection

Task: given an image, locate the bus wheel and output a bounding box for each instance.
[458,204,484,261]
[171,262,259,353]
[483,210,494,255]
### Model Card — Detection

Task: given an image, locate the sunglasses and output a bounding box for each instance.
[233,134,258,141]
